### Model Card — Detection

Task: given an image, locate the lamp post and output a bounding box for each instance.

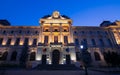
[80,40,91,75]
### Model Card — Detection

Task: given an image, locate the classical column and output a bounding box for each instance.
[50,23,52,43]
[69,24,74,43]
[60,23,62,42]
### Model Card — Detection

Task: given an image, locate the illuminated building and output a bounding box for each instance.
[0,11,120,67]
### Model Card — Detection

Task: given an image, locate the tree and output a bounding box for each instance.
[103,51,120,67]
[81,50,92,75]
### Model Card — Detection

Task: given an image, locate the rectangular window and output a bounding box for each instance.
[24,38,29,45]
[83,39,87,43]
[54,36,58,43]
[99,39,104,46]
[33,38,37,45]
[107,39,112,46]
[6,38,12,45]
[0,38,3,45]
[15,38,20,45]
[75,39,79,46]
[91,39,96,46]
[64,36,68,44]
[44,36,48,44]
[83,38,87,45]
[54,29,58,32]
[81,31,85,34]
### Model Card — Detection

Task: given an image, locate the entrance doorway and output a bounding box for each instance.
[66,55,71,64]
[42,55,46,64]
[52,50,60,64]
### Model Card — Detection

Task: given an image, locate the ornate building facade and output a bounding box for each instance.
[0,11,120,68]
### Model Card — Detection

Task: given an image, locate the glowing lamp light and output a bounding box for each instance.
[20,42,23,45]
[80,45,84,49]
[49,62,51,64]
[2,42,6,45]
[63,58,66,60]
[61,62,64,64]
[36,57,41,61]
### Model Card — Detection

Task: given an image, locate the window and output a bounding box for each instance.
[6,38,12,45]
[105,31,108,35]
[30,52,36,61]
[54,36,58,43]
[33,38,37,45]
[64,36,68,44]
[10,51,17,61]
[19,30,22,34]
[75,39,79,46]
[44,36,48,44]
[91,39,96,46]
[94,52,101,61]
[0,38,3,45]
[89,31,93,34]
[35,31,38,34]
[107,39,112,46]
[24,38,29,45]
[27,30,30,34]
[83,39,87,44]
[81,31,85,34]
[11,31,14,34]
[54,29,58,32]
[97,31,100,34]
[3,30,6,34]
[74,31,77,34]
[15,38,20,45]
[45,29,49,32]
[99,39,104,46]
[64,29,67,32]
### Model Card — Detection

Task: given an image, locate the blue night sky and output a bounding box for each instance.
[0,0,120,26]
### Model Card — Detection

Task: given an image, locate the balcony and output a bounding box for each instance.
[50,42,62,47]
[38,43,48,46]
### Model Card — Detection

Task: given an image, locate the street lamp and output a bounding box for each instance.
[80,45,84,49]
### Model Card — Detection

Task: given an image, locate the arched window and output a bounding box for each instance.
[74,31,77,34]
[1,51,8,61]
[94,52,101,61]
[30,52,36,61]
[11,51,17,61]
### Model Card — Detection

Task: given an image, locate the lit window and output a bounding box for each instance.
[45,29,49,32]
[54,29,58,32]
[64,29,67,32]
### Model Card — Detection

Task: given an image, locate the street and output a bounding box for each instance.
[0,70,120,75]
